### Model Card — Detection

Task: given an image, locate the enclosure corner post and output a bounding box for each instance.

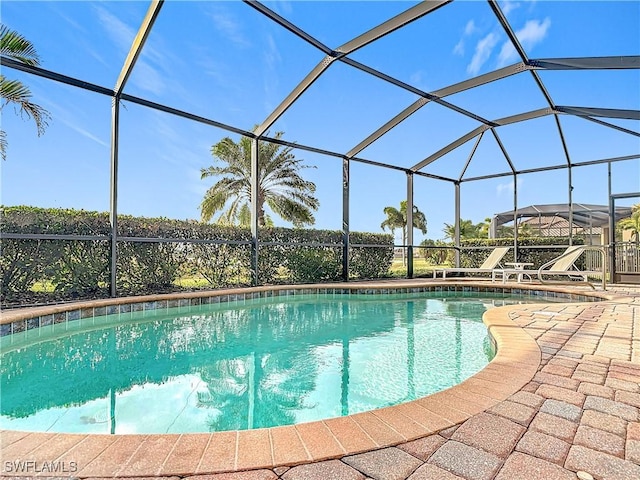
[109,0,164,297]
[109,97,119,298]
[406,172,414,279]
[250,137,259,286]
[454,182,461,268]
[342,157,350,282]
[513,172,519,261]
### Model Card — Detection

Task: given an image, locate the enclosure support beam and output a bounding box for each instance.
[406,173,414,279]
[488,0,556,108]
[556,106,640,120]
[458,132,484,182]
[461,153,640,183]
[346,62,525,159]
[529,55,640,70]
[114,0,163,95]
[433,62,528,98]
[581,116,640,138]
[342,158,350,281]
[251,138,259,286]
[491,129,516,174]
[346,98,430,158]
[109,99,119,297]
[336,1,450,55]
[454,182,461,268]
[412,126,489,171]
[255,56,336,137]
[568,166,574,245]
[555,114,574,245]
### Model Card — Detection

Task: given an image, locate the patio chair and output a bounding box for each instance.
[433,246,510,279]
[494,245,606,289]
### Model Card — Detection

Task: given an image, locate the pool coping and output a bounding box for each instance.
[0,280,623,477]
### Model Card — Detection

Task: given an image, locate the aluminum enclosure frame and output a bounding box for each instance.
[1,0,639,291]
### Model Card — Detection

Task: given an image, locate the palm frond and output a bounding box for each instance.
[0,24,40,66]
[0,76,50,136]
[0,130,7,161]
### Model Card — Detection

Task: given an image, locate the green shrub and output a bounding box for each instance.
[349,232,395,279]
[1,206,394,304]
[418,239,454,266]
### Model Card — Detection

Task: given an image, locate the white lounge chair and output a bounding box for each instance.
[433,247,510,279]
[493,246,606,288]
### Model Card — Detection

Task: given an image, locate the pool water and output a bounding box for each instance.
[1,292,541,434]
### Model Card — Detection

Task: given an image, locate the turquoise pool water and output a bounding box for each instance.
[0,292,542,434]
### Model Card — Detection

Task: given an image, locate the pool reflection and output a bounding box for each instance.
[1,294,497,433]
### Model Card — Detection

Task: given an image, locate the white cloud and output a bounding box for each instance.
[262,34,282,114]
[496,177,523,196]
[39,98,109,148]
[500,1,521,16]
[467,33,499,75]
[93,6,136,53]
[206,6,250,48]
[453,20,478,56]
[64,123,109,148]
[497,17,551,66]
[464,20,477,36]
[519,17,552,47]
[270,1,293,16]
[93,5,170,96]
[130,60,166,96]
[409,70,426,87]
[263,34,282,72]
[453,39,465,56]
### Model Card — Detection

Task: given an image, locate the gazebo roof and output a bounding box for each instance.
[493,203,633,228]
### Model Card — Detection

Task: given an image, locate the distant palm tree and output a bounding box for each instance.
[0,24,50,160]
[476,217,493,238]
[618,204,640,242]
[381,200,427,264]
[200,131,319,227]
[443,219,480,241]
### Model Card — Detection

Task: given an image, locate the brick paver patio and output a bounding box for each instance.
[1,282,639,479]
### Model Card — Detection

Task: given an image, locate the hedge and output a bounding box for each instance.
[1,206,394,305]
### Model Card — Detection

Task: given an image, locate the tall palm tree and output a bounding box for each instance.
[0,24,50,160]
[200,131,319,227]
[381,200,427,264]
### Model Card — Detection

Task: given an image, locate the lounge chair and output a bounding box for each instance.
[493,245,606,289]
[433,246,510,279]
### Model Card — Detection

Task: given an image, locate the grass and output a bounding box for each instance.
[389,257,444,277]
[28,258,447,296]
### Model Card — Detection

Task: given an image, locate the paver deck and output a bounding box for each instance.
[1,280,639,479]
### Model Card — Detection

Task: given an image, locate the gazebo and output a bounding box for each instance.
[490,203,633,243]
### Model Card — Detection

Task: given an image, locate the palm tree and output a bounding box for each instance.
[0,24,50,160]
[476,218,493,238]
[200,131,319,227]
[618,204,640,242]
[443,219,480,241]
[381,200,427,264]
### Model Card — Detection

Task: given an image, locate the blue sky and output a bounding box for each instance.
[1,0,639,242]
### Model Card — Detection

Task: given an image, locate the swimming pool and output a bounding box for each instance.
[0,290,573,435]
